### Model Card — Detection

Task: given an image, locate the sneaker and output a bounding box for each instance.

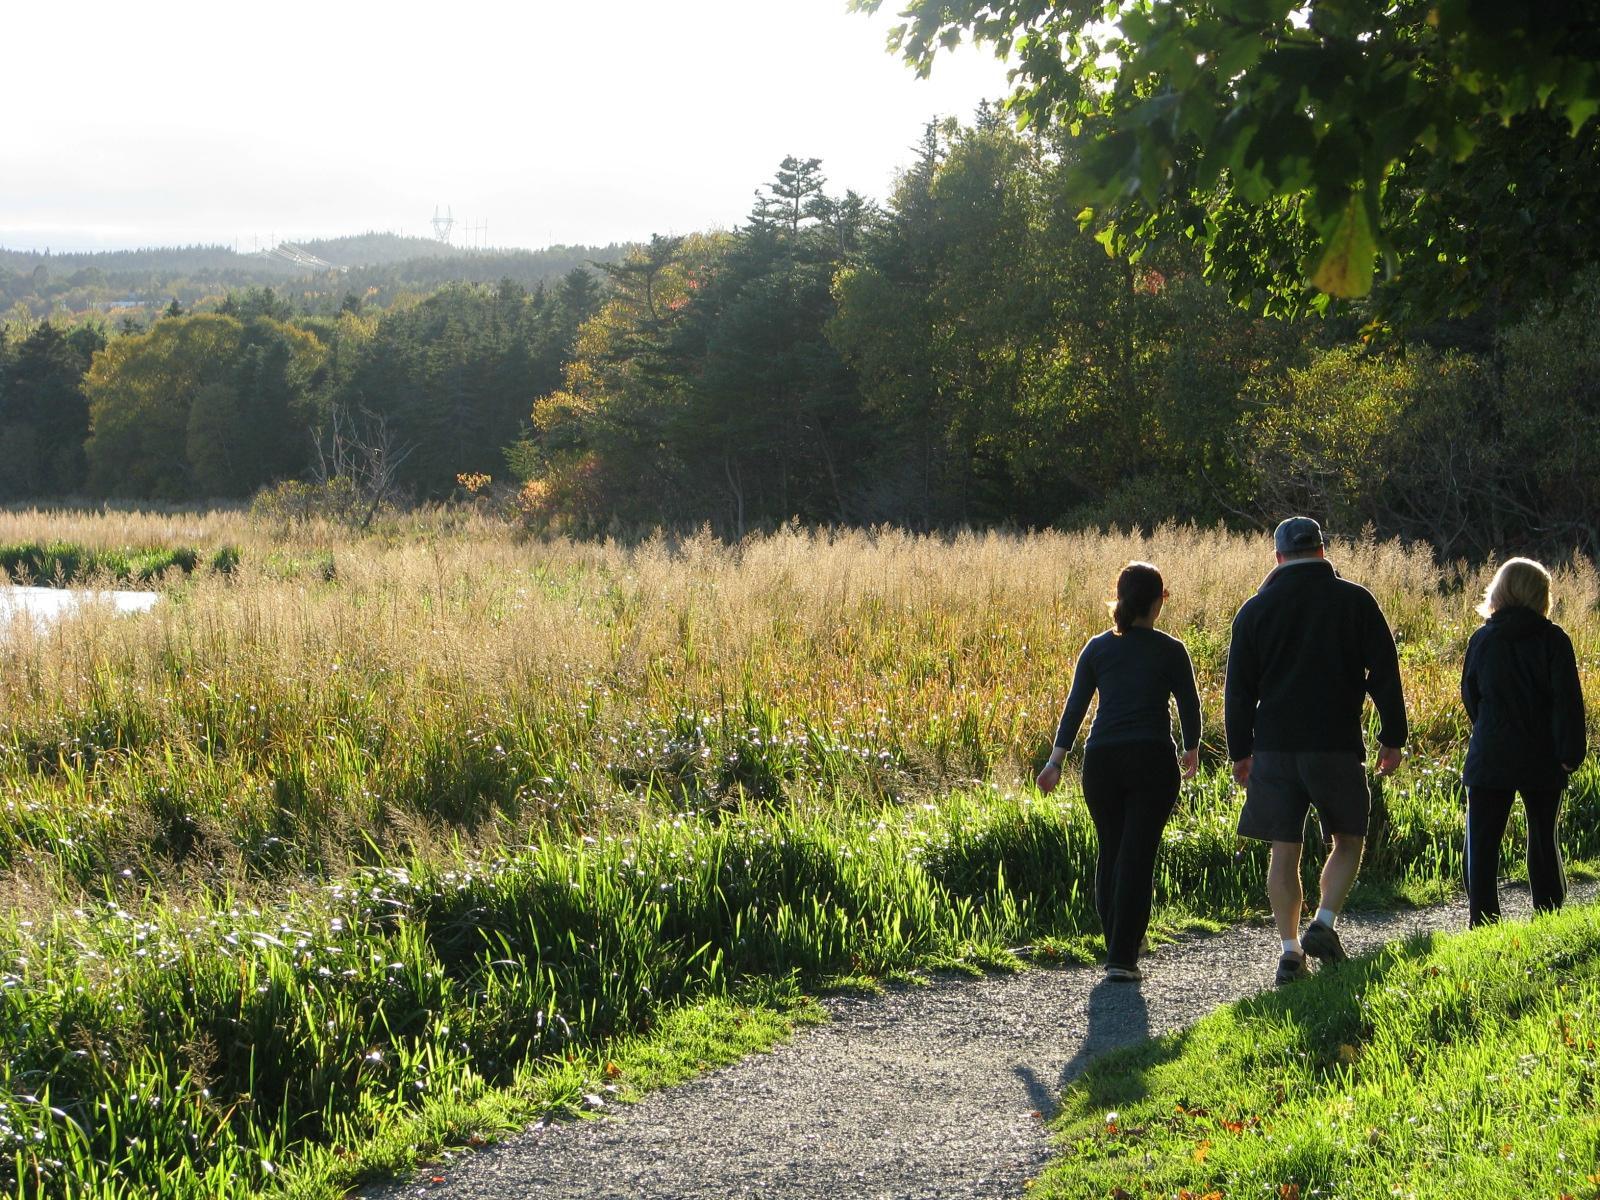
[1104,964,1143,982]
[1302,920,1348,965]
[1274,951,1309,987]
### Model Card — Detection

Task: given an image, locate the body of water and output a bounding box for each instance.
[1,585,160,627]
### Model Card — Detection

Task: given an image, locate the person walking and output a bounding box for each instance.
[1037,562,1201,982]
[1460,557,1587,927]
[1224,517,1407,986]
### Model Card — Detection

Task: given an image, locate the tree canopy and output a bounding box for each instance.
[857,0,1600,324]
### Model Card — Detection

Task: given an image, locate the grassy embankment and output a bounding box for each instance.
[0,510,1595,1197]
[1035,902,1600,1199]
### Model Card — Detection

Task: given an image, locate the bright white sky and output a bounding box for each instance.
[3,0,1012,254]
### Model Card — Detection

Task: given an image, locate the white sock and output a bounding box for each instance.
[1314,907,1338,929]
[1282,938,1302,956]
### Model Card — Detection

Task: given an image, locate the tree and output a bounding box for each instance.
[859,0,1600,320]
[0,322,103,498]
[188,319,325,496]
[84,315,241,498]
[83,314,324,499]
[516,235,716,528]
[833,117,1273,527]
[689,161,872,529]
[336,281,568,496]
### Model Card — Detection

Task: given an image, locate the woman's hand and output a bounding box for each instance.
[1180,746,1199,780]
[1035,762,1063,795]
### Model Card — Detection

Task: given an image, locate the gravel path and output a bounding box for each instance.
[370,883,1591,1200]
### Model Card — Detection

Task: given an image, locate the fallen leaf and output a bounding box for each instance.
[1193,1138,1212,1164]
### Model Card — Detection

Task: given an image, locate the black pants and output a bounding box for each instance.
[1081,742,1180,969]
[1465,786,1567,927]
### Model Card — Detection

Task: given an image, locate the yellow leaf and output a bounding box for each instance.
[1193,1138,1212,1163]
[1310,194,1377,299]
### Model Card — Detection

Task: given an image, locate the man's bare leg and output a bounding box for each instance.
[1268,840,1304,942]
[1316,834,1365,916]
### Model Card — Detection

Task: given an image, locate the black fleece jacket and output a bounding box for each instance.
[1461,606,1587,790]
[1224,559,1408,759]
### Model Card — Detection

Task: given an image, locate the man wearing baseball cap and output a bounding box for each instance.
[1224,516,1408,985]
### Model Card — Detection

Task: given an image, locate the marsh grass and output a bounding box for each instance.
[0,511,1595,1196]
[0,541,236,588]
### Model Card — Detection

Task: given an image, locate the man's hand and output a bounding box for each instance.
[1180,746,1200,780]
[1232,756,1252,786]
[1035,762,1063,795]
[1374,744,1402,777]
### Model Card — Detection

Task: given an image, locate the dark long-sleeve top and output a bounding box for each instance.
[1053,626,1202,753]
[1461,605,1587,790]
[1223,559,1408,760]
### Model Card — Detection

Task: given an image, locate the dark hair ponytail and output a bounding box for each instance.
[1109,561,1164,633]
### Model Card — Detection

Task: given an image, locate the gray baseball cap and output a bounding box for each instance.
[1273,516,1325,554]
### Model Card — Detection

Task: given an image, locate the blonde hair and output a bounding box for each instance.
[1478,557,1551,618]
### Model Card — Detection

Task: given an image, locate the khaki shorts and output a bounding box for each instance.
[1238,751,1370,843]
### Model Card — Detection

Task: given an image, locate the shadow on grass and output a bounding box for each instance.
[1056,929,1445,1116]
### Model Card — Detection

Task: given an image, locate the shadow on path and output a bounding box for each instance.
[1014,975,1150,1119]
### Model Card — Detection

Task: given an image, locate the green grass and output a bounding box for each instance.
[1033,902,1600,1200]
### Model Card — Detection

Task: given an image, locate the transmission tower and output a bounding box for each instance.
[432,205,454,244]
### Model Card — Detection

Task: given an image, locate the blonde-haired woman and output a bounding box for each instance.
[1461,557,1587,926]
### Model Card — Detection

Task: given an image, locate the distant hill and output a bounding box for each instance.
[297,232,475,266]
[0,234,632,320]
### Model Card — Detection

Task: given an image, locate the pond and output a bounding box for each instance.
[1,585,161,627]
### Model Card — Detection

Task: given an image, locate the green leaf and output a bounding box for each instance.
[1565,96,1600,135]
[1311,192,1377,298]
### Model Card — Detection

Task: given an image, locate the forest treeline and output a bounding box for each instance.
[0,270,602,503]
[3,116,1598,556]
[0,234,626,320]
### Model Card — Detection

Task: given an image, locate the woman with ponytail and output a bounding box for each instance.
[1036,562,1202,982]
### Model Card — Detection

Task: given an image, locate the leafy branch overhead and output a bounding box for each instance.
[854,0,1600,316]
